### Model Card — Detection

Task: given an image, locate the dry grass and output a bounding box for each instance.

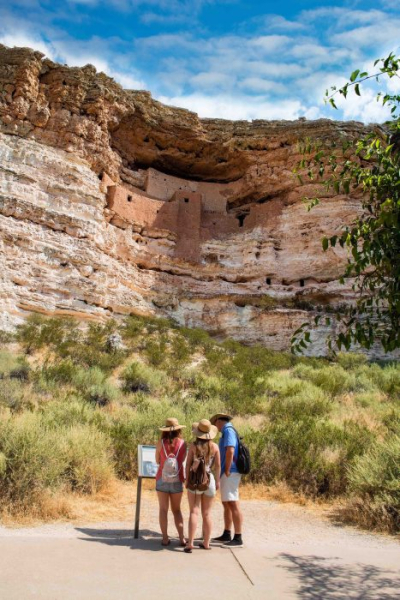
[1,479,330,528]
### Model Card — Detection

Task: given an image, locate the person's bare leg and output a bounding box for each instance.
[228,501,243,535]
[170,492,185,545]
[201,495,214,549]
[223,501,233,531]
[187,492,201,549]
[157,491,170,544]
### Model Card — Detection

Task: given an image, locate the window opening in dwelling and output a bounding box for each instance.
[127,195,133,202]
[266,278,271,285]
[236,214,247,227]
[184,198,189,203]
[300,279,305,287]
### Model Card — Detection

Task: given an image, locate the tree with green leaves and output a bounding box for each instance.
[291,53,400,355]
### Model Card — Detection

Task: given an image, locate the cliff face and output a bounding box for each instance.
[0,45,371,353]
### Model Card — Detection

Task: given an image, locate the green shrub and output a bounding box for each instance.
[0,413,66,508]
[72,368,118,406]
[121,362,169,395]
[40,359,76,384]
[337,352,368,369]
[347,434,400,532]
[0,351,29,379]
[0,330,14,345]
[16,315,80,354]
[0,379,28,412]
[0,411,114,511]
[60,425,113,493]
[0,452,6,476]
[143,335,168,367]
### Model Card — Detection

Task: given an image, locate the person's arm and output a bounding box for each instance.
[223,427,237,476]
[185,445,194,488]
[155,439,162,465]
[225,446,234,476]
[213,444,221,490]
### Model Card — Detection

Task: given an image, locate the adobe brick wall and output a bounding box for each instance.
[103,170,248,263]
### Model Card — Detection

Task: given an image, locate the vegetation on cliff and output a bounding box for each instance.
[294,53,400,355]
[0,315,399,533]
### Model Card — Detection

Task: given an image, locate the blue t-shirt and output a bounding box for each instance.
[219,422,239,475]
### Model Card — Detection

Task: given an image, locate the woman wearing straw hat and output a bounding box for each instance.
[155,417,187,547]
[184,419,221,553]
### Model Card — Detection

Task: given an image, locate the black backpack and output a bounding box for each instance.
[232,427,251,475]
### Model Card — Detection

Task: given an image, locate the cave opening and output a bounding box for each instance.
[266,277,271,285]
[237,214,247,227]
[300,279,305,287]
[127,195,133,202]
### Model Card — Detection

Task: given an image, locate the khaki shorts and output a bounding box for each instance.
[187,473,216,498]
[220,473,241,502]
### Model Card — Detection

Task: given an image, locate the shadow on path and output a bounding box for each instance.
[278,553,400,600]
[75,528,181,552]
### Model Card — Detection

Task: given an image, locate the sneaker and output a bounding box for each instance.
[224,538,243,548]
[212,532,232,543]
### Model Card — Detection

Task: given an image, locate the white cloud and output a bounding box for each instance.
[264,15,307,32]
[0,32,56,59]
[335,87,392,123]
[239,77,286,94]
[190,71,235,90]
[157,92,307,120]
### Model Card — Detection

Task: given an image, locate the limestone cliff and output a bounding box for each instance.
[0,45,373,354]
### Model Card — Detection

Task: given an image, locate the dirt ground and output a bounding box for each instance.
[0,481,399,599]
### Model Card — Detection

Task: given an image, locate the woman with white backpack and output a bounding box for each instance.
[155,417,187,547]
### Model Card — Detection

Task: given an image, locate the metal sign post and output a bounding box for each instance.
[134,445,158,539]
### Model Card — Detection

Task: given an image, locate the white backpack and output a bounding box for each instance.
[161,440,182,483]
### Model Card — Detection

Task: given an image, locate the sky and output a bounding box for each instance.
[1,0,400,122]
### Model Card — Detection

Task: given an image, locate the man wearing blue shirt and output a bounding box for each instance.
[210,413,244,547]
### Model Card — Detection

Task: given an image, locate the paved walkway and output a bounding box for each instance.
[1,494,399,599]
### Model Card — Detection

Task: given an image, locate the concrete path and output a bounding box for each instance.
[1,494,399,599]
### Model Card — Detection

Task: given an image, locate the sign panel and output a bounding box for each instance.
[138,445,158,478]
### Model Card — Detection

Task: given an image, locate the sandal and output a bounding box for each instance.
[199,543,211,550]
[161,539,171,547]
[184,546,193,553]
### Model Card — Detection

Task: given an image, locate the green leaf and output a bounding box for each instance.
[355,83,361,96]
[322,237,329,251]
[350,69,360,82]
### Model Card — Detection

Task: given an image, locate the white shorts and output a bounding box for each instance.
[188,473,216,498]
[220,473,241,502]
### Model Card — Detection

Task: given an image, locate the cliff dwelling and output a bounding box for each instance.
[0,44,381,354]
[103,168,285,265]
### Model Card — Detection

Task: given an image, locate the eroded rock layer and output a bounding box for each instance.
[0,45,373,353]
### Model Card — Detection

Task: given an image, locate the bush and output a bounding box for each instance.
[347,434,400,532]
[0,412,66,509]
[0,411,114,512]
[0,352,29,379]
[60,425,113,494]
[337,352,368,369]
[121,362,169,395]
[143,335,168,367]
[0,379,28,412]
[72,368,118,406]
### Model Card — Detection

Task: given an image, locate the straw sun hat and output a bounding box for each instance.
[210,413,233,425]
[159,417,186,432]
[192,419,218,440]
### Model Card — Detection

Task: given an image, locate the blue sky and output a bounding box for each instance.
[1,0,400,122]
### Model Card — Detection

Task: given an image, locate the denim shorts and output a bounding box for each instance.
[156,479,183,494]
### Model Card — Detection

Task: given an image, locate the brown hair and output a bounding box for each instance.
[162,429,183,445]
[194,438,212,464]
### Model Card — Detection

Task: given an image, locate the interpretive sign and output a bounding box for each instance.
[138,444,158,478]
[135,445,158,539]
